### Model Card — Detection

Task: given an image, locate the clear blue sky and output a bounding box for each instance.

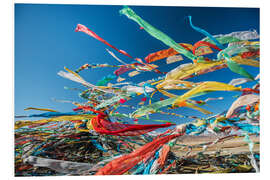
[15,4,259,124]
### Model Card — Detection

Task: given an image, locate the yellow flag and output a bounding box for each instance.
[24,107,58,112]
[173,81,241,105]
[15,114,96,129]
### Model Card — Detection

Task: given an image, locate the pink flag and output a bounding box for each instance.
[75,24,133,58]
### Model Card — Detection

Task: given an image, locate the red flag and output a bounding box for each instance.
[95,133,182,175]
